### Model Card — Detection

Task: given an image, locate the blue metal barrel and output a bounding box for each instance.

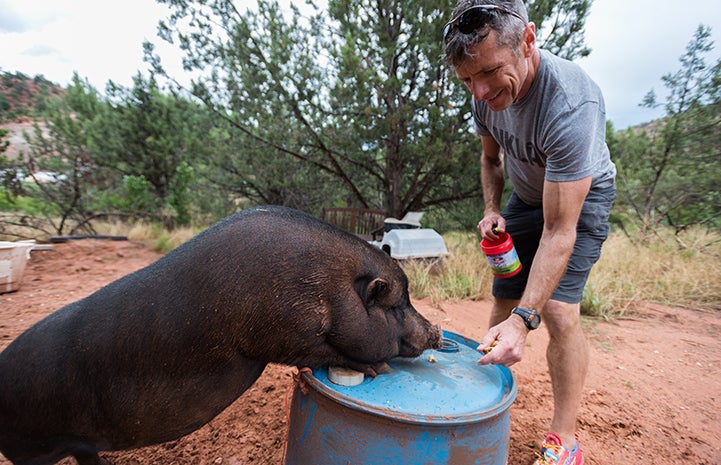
[284,330,517,465]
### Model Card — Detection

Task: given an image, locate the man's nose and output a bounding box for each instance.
[469,80,491,101]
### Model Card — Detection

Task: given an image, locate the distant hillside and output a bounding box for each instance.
[0,71,65,123]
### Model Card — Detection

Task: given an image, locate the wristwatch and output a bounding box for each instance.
[511,306,541,330]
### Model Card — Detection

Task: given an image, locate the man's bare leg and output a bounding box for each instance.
[543,299,589,449]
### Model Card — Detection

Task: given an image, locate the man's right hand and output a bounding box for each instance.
[476,314,529,367]
[477,213,506,240]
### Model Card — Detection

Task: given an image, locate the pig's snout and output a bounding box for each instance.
[399,322,442,358]
[428,324,443,349]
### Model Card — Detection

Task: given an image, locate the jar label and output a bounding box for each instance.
[485,248,521,276]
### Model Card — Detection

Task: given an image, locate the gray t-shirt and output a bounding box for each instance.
[473,49,616,206]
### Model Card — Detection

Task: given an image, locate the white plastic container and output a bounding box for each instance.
[0,241,35,294]
[374,229,449,260]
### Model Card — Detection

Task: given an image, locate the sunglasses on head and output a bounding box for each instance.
[443,4,525,43]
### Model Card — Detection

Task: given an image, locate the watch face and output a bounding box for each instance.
[514,307,541,330]
[526,311,541,329]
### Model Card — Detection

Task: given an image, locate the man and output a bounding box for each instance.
[443,1,616,464]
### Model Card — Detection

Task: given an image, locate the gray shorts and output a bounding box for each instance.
[491,185,616,304]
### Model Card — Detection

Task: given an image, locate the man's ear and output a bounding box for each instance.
[521,22,536,58]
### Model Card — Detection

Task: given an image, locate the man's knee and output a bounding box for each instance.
[542,300,582,335]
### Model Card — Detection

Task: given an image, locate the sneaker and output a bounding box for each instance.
[533,432,584,465]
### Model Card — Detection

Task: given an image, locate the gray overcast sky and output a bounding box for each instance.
[1,0,720,129]
[577,0,721,129]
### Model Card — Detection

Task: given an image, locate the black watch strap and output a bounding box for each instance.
[512,306,541,330]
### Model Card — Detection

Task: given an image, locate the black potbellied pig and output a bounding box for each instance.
[0,205,442,465]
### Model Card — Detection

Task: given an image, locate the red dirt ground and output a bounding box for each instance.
[1,239,719,464]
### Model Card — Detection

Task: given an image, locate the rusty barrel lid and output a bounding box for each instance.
[301,330,516,426]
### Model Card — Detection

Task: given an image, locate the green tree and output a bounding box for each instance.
[200,116,340,213]
[527,0,592,60]
[0,128,8,155]
[20,74,104,235]
[0,128,18,202]
[613,25,721,234]
[5,71,221,233]
[148,0,592,224]
[88,73,203,227]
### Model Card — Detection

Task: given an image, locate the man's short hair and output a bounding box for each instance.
[443,0,529,67]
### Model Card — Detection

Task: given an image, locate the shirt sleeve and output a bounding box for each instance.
[541,99,605,183]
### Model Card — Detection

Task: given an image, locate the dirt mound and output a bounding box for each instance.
[1,239,719,464]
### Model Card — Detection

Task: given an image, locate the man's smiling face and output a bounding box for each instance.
[454,27,536,111]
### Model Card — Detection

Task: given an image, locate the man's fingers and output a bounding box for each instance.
[478,339,499,355]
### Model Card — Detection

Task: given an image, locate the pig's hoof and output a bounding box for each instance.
[370,361,392,376]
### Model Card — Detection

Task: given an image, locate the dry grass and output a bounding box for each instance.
[121,223,198,254]
[402,228,721,317]
[0,218,197,253]
[80,221,199,254]
[585,228,721,315]
[5,216,720,316]
[402,231,493,306]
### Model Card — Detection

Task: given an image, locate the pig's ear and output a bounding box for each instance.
[363,278,389,305]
